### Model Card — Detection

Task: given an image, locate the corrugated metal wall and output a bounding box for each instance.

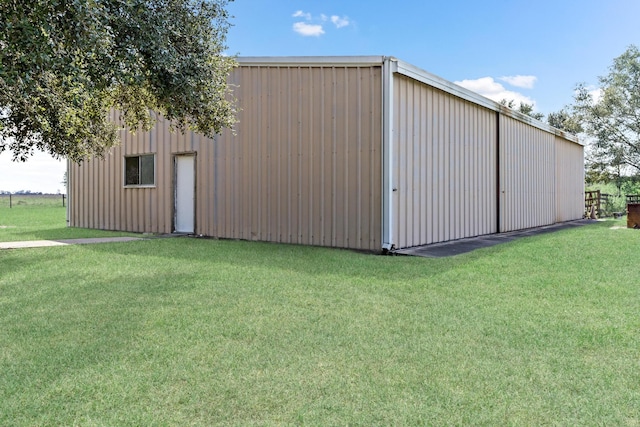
[555,135,584,222]
[69,58,584,252]
[392,75,498,248]
[209,65,383,250]
[70,64,383,251]
[69,111,206,234]
[390,71,583,249]
[499,115,556,232]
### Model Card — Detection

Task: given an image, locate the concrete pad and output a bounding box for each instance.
[395,219,595,258]
[0,237,143,250]
[0,240,69,249]
[54,237,143,245]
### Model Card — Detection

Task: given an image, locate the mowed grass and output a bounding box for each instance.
[0,203,137,241]
[0,194,67,209]
[1,211,639,425]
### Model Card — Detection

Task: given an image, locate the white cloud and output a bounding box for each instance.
[588,86,603,104]
[293,22,325,37]
[291,11,351,36]
[330,15,350,28]
[455,77,536,106]
[292,10,311,20]
[499,75,537,89]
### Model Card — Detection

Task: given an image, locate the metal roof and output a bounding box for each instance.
[237,56,385,67]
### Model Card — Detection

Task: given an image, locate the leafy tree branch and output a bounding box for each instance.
[0,0,237,162]
[574,45,640,176]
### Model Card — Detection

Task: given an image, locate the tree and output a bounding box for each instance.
[0,0,236,162]
[547,108,582,134]
[574,45,640,174]
[499,99,545,121]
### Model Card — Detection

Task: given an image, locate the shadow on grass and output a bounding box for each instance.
[4,220,611,287]
[78,221,607,282]
[77,234,518,286]
[0,251,69,280]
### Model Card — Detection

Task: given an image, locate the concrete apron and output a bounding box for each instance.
[0,237,143,250]
[394,219,595,258]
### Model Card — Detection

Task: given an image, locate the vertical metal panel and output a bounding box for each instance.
[555,136,584,221]
[499,115,556,232]
[392,74,497,248]
[206,64,383,250]
[67,58,584,251]
[69,110,202,234]
[67,61,585,254]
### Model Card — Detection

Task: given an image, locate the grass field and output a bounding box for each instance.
[0,202,137,242]
[1,207,639,425]
[0,194,68,209]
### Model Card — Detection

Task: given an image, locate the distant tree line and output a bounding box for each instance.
[0,190,46,195]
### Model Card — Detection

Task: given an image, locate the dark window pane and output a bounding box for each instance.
[125,157,139,185]
[140,155,155,185]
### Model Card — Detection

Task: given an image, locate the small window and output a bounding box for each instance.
[124,154,155,187]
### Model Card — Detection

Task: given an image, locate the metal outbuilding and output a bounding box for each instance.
[68,56,584,252]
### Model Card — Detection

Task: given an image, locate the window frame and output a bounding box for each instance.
[123,154,156,188]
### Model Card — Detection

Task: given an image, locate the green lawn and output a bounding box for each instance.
[0,194,67,209]
[0,204,138,241]
[1,208,639,425]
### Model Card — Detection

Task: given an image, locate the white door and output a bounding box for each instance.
[175,155,195,233]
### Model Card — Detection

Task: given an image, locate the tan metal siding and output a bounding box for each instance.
[69,57,584,251]
[392,74,497,248]
[499,115,556,232]
[70,65,383,251]
[208,65,383,250]
[555,136,584,222]
[69,110,204,234]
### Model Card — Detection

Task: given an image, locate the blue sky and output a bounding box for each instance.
[2,0,639,193]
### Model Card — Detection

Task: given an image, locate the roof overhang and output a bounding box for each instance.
[237,56,385,67]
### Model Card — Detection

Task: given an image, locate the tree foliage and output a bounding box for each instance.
[0,0,236,162]
[547,108,582,134]
[574,45,640,174]
[499,99,545,121]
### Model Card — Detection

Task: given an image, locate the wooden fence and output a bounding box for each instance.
[585,190,602,218]
[584,190,616,218]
